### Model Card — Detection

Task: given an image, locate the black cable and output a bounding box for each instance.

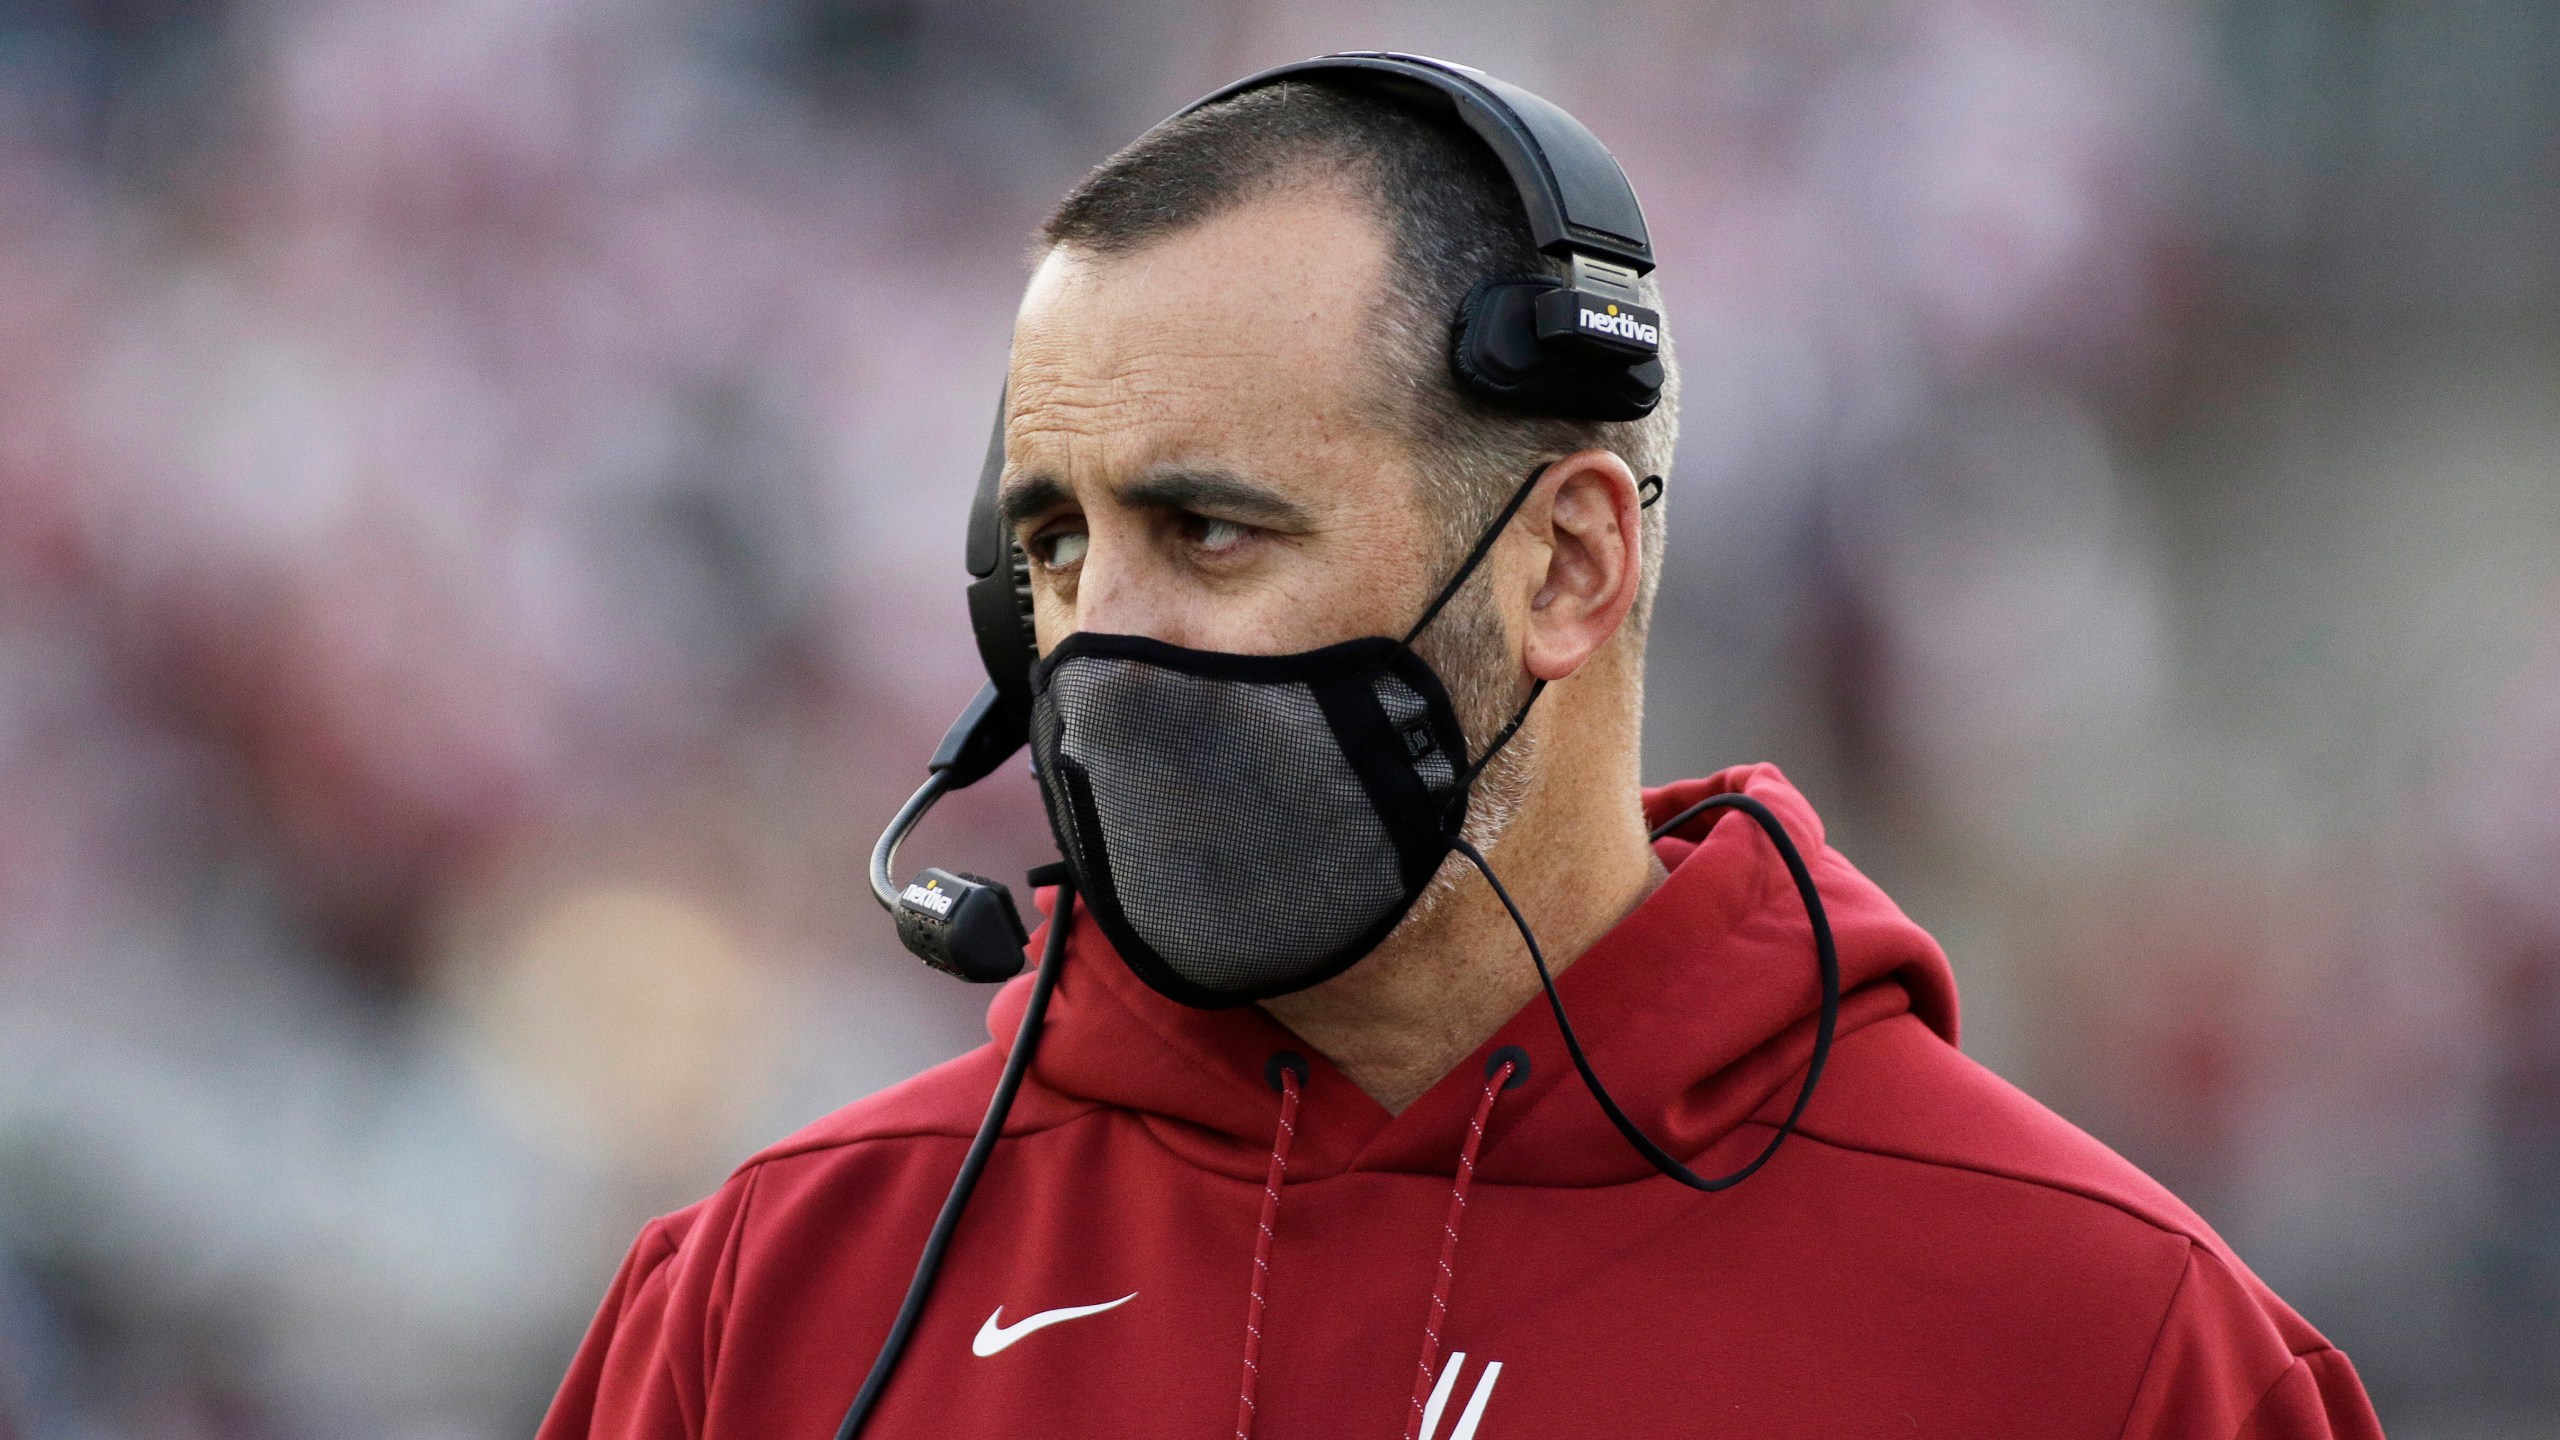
[1448,791,1840,1191]
[834,868,1073,1440]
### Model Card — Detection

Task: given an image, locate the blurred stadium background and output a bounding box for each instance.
[0,0,2553,1434]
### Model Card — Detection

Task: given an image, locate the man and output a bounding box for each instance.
[543,69,2383,1439]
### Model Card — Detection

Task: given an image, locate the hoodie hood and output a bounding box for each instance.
[988,763,1957,1189]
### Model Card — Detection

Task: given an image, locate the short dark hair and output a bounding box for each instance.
[1039,80,1675,639]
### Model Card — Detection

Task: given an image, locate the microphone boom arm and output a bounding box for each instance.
[868,682,1035,983]
[871,769,955,913]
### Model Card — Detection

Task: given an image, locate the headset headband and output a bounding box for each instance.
[1175,53,1654,274]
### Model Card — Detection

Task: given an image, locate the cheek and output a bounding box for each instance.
[1029,583,1071,653]
[1207,528,1438,653]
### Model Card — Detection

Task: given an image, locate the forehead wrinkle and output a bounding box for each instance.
[1003,358,1372,500]
[1002,354,1240,460]
[1010,212,1382,420]
[1000,191,1413,525]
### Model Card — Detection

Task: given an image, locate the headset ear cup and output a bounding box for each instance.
[966,540,1039,727]
[1449,275,1552,396]
[1010,542,1037,657]
[1450,275,1663,422]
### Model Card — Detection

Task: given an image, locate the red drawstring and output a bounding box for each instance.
[1233,1063,1302,1440]
[1402,1059,1513,1440]
[1234,1055,1515,1440]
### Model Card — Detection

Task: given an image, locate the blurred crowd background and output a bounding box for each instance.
[0,0,2552,1435]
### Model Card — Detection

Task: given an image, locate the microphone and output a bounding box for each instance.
[869,682,1033,983]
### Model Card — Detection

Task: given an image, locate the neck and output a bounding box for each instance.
[1259,679,1662,1114]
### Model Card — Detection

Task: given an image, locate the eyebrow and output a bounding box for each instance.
[998,474,1073,529]
[999,466,1316,532]
[1123,467,1315,531]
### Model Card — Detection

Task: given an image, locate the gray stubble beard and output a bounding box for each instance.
[1399,566,1541,931]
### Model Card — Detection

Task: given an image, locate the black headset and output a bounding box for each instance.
[869,52,1667,985]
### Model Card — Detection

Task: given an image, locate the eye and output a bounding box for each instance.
[1031,527,1087,572]
[1193,517,1251,554]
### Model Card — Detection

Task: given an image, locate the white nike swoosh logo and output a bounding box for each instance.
[971,1293,1137,1356]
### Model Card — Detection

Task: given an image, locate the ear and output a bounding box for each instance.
[1519,448,1645,682]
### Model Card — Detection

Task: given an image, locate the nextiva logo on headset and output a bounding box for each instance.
[1576,300,1659,348]
[899,879,954,917]
[1582,304,1657,343]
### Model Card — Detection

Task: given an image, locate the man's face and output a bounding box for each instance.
[1001,188,1443,658]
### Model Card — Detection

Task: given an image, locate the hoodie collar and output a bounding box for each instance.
[986,764,1957,1188]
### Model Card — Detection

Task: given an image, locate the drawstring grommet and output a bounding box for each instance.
[1484,1046,1530,1089]
[1265,1050,1309,1093]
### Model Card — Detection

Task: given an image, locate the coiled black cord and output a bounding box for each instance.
[834,864,1075,1440]
[1448,790,1840,1191]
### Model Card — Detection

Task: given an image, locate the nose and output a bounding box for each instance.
[1060,513,1189,647]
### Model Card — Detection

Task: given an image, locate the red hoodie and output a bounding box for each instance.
[541,766,2383,1439]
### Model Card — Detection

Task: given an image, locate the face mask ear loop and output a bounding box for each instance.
[1448,678,1545,804]
[1399,462,1553,819]
[1398,462,1554,650]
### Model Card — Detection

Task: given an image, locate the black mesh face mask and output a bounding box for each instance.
[1027,467,1549,1009]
